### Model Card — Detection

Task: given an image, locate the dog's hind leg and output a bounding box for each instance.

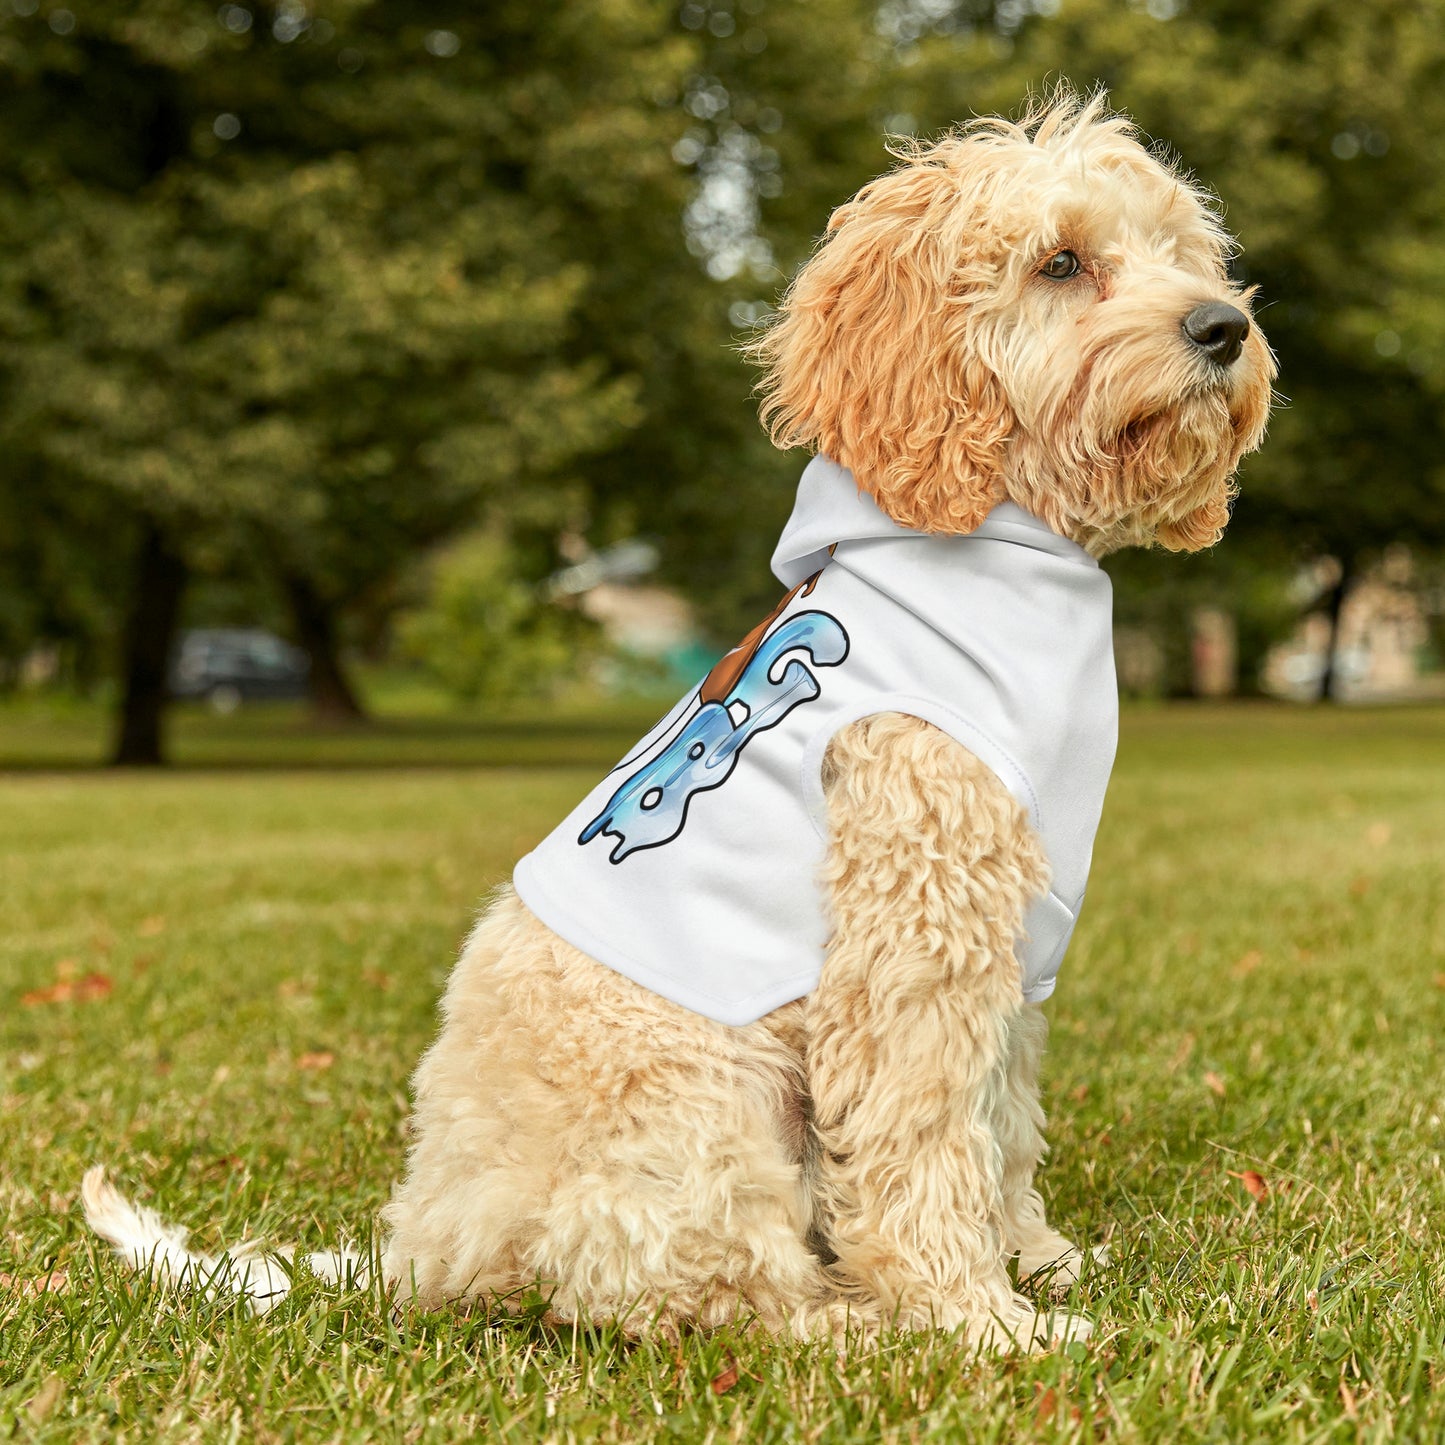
[380,892,582,1310]
[804,714,1090,1350]
[992,1004,1096,1291]
[383,890,833,1338]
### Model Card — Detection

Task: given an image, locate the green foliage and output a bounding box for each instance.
[0,0,698,668]
[553,0,886,642]
[0,0,890,678]
[397,532,595,704]
[0,461,133,689]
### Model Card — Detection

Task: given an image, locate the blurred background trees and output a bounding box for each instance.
[2,0,1443,761]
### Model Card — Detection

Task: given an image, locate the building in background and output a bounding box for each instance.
[1262,550,1438,701]
[548,540,715,690]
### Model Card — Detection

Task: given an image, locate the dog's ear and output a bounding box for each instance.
[749,149,1012,534]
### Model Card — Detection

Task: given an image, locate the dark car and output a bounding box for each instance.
[169,629,310,712]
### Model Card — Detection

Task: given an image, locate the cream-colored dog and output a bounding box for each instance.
[85,90,1273,1351]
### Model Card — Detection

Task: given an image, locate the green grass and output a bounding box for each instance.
[2,702,1443,1442]
[0,685,674,771]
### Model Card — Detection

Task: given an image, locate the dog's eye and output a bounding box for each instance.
[1040,250,1081,280]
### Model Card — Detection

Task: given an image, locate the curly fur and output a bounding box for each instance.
[749,90,1273,554]
[85,87,1272,1353]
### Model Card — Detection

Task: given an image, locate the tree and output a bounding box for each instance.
[0,0,698,759]
[532,0,889,640]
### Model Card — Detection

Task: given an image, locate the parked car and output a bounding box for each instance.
[169,629,310,712]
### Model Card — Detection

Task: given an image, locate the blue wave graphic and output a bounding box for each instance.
[579,609,849,862]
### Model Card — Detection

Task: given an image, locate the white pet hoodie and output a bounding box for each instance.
[514,456,1118,1026]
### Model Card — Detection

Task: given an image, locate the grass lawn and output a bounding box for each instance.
[2,701,1443,1442]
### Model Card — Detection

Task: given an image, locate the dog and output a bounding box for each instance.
[85,89,1274,1351]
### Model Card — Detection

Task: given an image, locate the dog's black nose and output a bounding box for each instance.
[1182,302,1250,367]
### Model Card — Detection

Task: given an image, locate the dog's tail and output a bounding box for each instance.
[81,1165,368,1315]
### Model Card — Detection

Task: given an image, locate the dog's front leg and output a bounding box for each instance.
[994,1005,1097,1291]
[806,713,1088,1350]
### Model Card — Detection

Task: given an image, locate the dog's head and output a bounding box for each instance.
[751,89,1275,554]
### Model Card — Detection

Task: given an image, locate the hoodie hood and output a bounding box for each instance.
[771,455,1098,588]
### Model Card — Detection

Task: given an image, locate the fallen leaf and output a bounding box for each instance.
[1204,1071,1227,1098]
[1032,1381,1085,1424]
[1034,1385,1058,1425]
[1348,876,1372,899]
[296,1051,335,1072]
[1232,950,1263,977]
[361,968,394,991]
[21,972,112,1007]
[1228,1169,1268,1201]
[0,1268,69,1298]
[138,915,167,937]
[710,1358,739,1395]
[22,982,71,1006]
[1433,973,1445,990]
[1070,1083,1089,1103]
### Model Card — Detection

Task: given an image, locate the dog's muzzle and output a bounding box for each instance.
[1182,302,1250,367]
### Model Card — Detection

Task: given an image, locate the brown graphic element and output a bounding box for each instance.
[698,561,830,706]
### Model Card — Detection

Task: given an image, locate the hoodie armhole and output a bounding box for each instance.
[800,694,1043,843]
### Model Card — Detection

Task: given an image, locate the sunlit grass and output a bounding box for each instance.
[2,703,1442,1441]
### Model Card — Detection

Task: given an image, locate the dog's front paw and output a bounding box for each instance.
[1033,1308,1093,1348]
[970,1296,1093,1353]
[1018,1239,1110,1295]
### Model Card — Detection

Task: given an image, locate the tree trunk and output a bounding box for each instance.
[111,521,187,766]
[283,572,366,724]
[1316,554,1355,703]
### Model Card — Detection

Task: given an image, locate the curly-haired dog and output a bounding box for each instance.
[85,91,1273,1350]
